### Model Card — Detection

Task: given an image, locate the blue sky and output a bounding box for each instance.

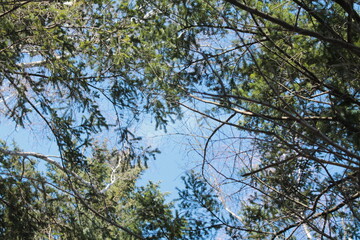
[135,110,202,200]
[0,107,201,202]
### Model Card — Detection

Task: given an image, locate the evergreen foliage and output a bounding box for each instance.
[0,0,359,239]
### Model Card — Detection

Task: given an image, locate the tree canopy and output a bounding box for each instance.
[0,0,198,239]
[132,0,360,238]
[1,0,359,239]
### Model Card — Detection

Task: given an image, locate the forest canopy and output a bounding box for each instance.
[0,0,359,239]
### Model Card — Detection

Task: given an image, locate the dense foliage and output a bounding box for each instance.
[0,0,195,239]
[131,0,360,238]
[0,141,209,239]
[1,0,359,239]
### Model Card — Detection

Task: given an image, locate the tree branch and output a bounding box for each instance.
[224,0,360,54]
[0,148,99,193]
[0,1,32,19]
